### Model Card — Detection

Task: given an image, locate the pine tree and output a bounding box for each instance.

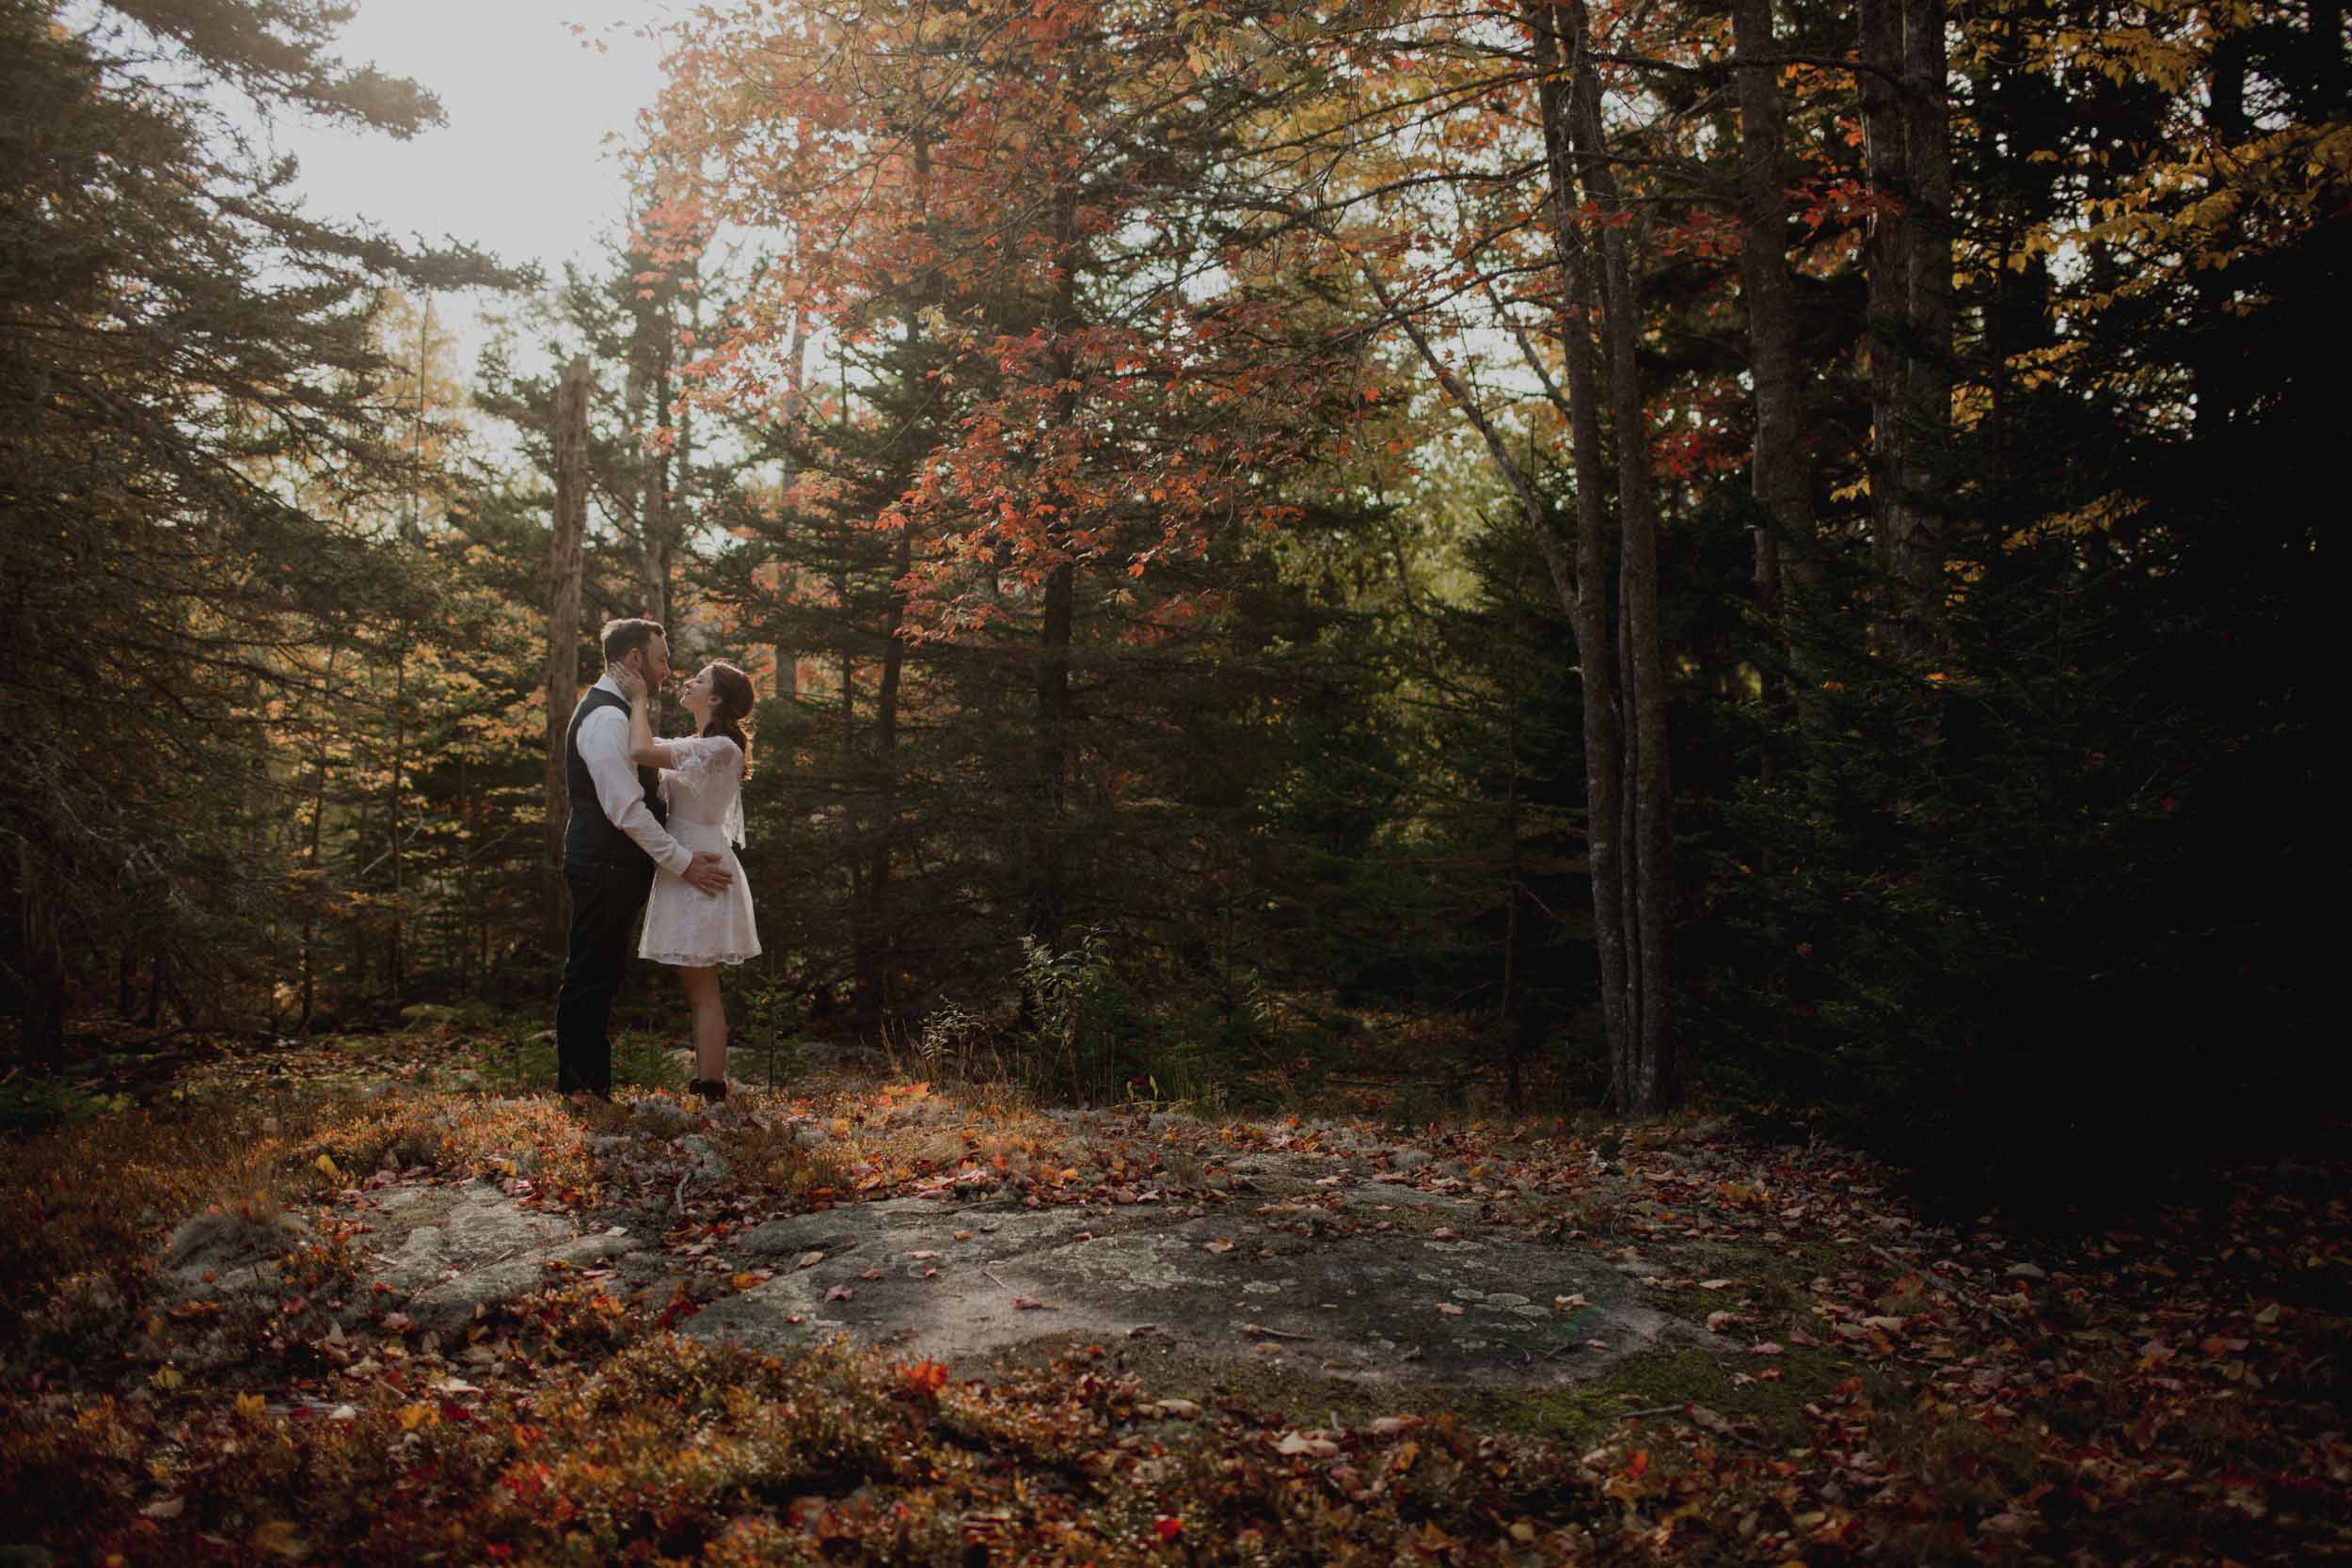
[0,0,514,1052]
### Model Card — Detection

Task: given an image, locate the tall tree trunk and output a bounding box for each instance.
[773,285,809,703]
[1365,8,1656,1106]
[302,645,338,1032]
[1859,0,1910,649]
[406,295,434,542]
[1029,180,1083,949]
[1527,0,1632,1090]
[1895,0,1953,655]
[1566,0,1677,1113]
[2192,31,2249,440]
[626,270,676,740]
[836,558,857,744]
[1733,0,1818,728]
[639,348,675,628]
[544,355,591,952]
[457,763,473,997]
[2316,0,2346,113]
[859,523,913,1019]
[855,141,929,1022]
[1031,561,1075,947]
[20,840,64,1064]
[386,641,405,1006]
[1502,667,1526,1116]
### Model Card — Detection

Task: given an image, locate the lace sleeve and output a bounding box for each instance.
[669,735,739,784]
[674,736,747,848]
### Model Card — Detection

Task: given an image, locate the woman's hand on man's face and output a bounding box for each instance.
[612,662,647,703]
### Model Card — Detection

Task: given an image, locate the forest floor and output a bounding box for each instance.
[1,1016,2347,1566]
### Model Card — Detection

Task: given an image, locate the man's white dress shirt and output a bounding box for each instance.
[578,675,693,877]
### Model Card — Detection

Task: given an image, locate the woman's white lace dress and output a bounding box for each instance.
[637,735,761,967]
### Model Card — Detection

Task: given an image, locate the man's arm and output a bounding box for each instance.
[576,705,694,877]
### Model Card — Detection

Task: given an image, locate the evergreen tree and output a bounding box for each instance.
[0,0,514,1052]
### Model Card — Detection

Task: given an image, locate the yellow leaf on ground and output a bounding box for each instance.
[249,1519,307,1558]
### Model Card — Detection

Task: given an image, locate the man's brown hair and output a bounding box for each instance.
[600,617,665,667]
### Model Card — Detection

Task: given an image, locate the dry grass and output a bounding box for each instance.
[0,1091,345,1338]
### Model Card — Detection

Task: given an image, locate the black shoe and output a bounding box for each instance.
[690,1078,728,1102]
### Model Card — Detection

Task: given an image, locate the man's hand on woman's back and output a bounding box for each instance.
[684,852,732,895]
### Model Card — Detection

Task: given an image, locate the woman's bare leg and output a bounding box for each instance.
[680,965,726,1085]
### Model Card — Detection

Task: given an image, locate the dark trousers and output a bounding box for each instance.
[556,863,653,1095]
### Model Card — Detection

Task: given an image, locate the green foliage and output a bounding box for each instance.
[1017,927,1145,1102]
[1695,527,2318,1206]
[0,1069,133,1133]
[0,0,520,1051]
[993,927,1298,1109]
[914,1001,999,1083]
[466,1026,691,1097]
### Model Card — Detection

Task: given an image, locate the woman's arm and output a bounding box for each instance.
[612,667,682,768]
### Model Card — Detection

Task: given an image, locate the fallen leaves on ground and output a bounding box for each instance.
[2,1035,2349,1567]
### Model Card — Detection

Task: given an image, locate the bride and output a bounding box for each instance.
[611,658,760,1100]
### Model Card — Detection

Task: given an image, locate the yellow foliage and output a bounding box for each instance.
[248,1520,308,1558]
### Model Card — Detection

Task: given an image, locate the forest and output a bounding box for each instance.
[0,0,2341,1562]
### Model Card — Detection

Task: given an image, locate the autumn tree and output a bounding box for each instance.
[0,0,516,1051]
[650,0,1375,1035]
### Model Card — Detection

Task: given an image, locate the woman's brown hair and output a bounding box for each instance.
[704,661,755,778]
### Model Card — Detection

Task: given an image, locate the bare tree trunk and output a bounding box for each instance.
[1528,0,1633,1093]
[544,355,591,951]
[622,273,675,741]
[1615,594,1644,1100]
[1502,670,1525,1116]
[1895,0,1952,655]
[1566,0,1677,1113]
[457,763,473,997]
[1859,0,1910,649]
[1734,0,1818,725]
[639,363,675,628]
[20,841,64,1064]
[406,295,434,542]
[1029,179,1083,949]
[300,645,336,1032]
[854,135,930,1022]
[858,523,913,1019]
[836,560,856,743]
[2191,31,2249,441]
[773,287,808,703]
[386,641,405,1006]
[2316,0,2346,112]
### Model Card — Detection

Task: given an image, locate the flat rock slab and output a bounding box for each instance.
[306,1180,641,1333]
[688,1186,1692,1388]
[373,1181,648,1333]
[371,1180,577,1292]
[236,1115,1706,1398]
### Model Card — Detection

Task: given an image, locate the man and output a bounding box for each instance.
[555,618,732,1100]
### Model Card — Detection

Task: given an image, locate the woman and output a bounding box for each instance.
[612,659,760,1100]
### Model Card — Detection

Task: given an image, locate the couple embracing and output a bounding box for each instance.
[555,617,761,1104]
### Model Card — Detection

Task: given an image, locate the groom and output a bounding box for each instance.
[555,617,732,1100]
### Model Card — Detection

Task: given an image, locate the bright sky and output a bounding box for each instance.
[263,0,677,361]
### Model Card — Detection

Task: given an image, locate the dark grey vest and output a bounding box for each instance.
[563,688,666,870]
